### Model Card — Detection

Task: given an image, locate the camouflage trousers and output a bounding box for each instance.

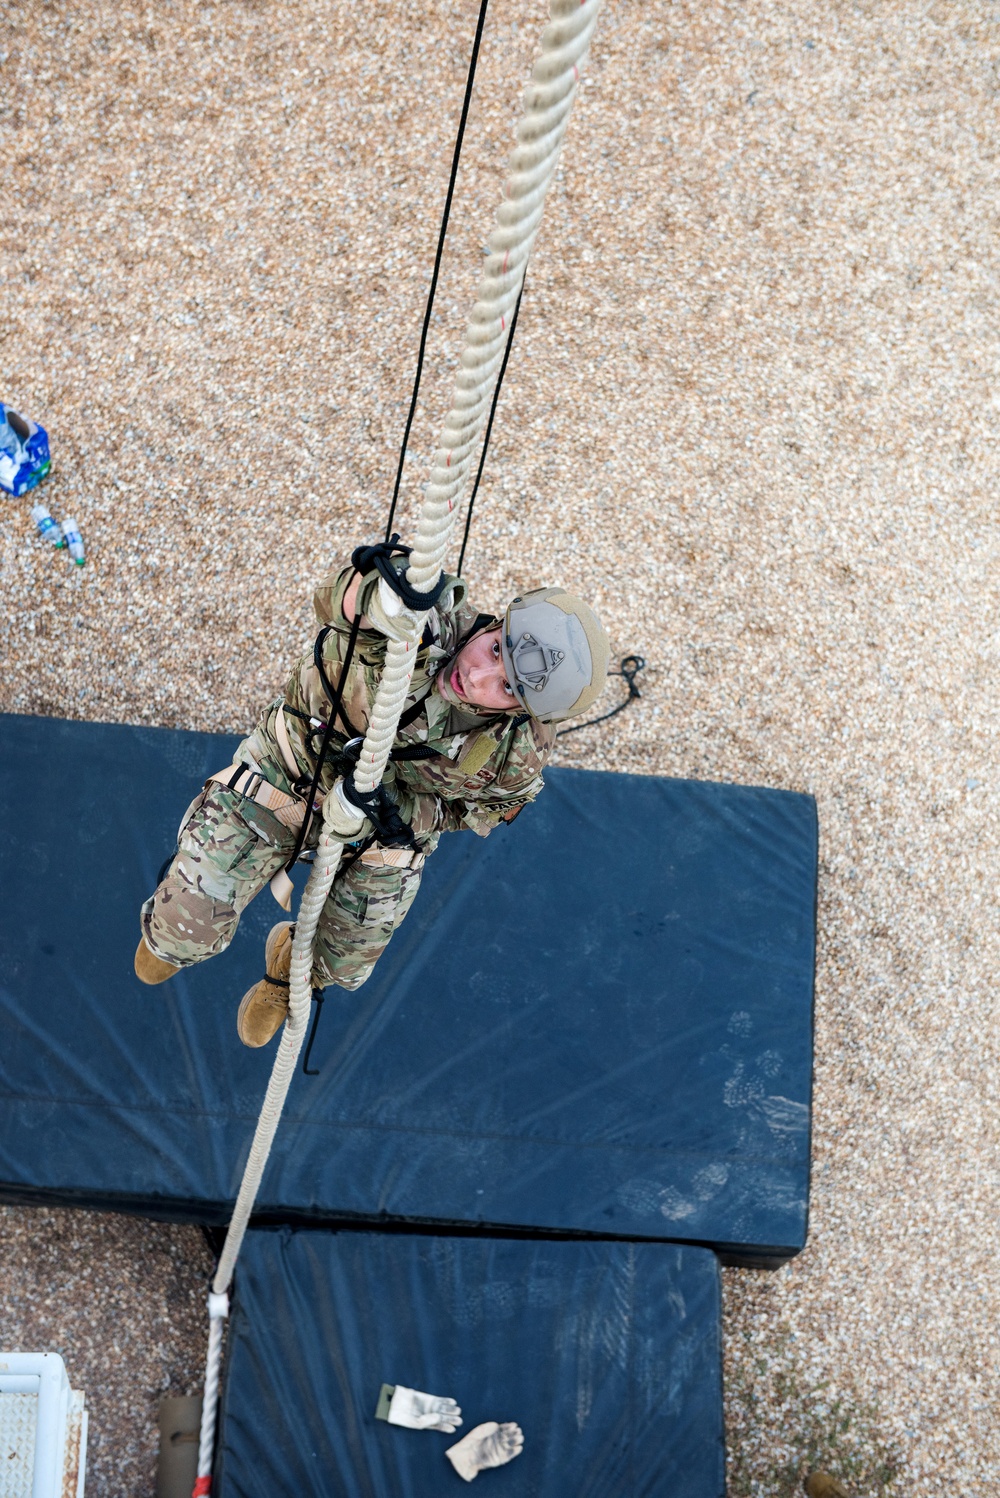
[140,782,424,991]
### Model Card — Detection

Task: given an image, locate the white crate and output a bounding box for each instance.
[0,1355,87,1498]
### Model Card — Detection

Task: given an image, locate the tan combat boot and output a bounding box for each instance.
[134,936,179,985]
[805,1475,850,1498]
[237,922,295,1048]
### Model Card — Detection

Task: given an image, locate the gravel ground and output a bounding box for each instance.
[2,0,998,1492]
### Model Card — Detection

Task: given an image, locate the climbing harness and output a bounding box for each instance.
[205,764,306,829]
[265,601,365,911]
[194,4,605,1491]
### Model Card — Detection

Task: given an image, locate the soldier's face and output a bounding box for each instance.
[449,626,517,712]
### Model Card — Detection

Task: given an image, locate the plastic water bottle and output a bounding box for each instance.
[61,518,85,567]
[0,401,50,497]
[31,503,66,549]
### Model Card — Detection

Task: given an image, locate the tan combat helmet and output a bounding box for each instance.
[501,586,610,723]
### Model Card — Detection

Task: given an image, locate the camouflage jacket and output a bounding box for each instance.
[252,565,555,845]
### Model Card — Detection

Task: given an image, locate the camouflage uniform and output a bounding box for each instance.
[141,565,555,990]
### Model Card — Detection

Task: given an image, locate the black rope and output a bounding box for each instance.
[302,989,326,1075]
[352,534,449,610]
[556,655,646,738]
[384,0,492,543]
[341,778,419,850]
[280,597,365,879]
[456,274,527,576]
[300,829,373,1075]
[265,0,614,879]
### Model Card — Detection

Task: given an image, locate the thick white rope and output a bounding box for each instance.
[354,0,603,797]
[210,832,348,1296]
[195,1294,227,1485]
[193,2,602,1487]
[193,830,351,1490]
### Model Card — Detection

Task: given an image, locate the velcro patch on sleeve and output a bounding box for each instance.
[457,731,500,779]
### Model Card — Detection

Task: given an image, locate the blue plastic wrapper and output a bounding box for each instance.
[0,402,50,496]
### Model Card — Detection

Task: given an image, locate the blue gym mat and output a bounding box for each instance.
[214,1228,725,1498]
[0,713,816,1262]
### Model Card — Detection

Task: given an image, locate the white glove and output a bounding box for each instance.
[366,575,424,644]
[322,780,366,839]
[386,1384,463,1434]
[446,1421,524,1481]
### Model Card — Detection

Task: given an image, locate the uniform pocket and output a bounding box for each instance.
[362,865,407,930]
[235,794,294,849]
[180,788,262,873]
[335,864,405,930]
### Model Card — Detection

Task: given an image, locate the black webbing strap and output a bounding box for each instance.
[312,626,434,747]
[397,695,430,733]
[390,743,442,762]
[313,626,364,741]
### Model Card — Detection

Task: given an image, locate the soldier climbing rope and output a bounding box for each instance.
[177,2,610,1490]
